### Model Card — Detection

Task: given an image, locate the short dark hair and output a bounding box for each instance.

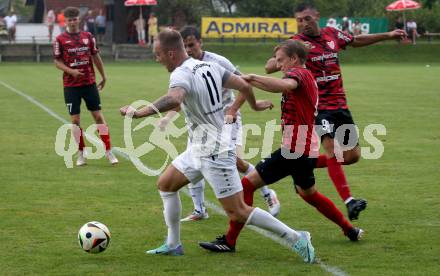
[274,40,309,64]
[295,2,318,13]
[64,7,80,18]
[158,29,185,51]
[180,26,201,40]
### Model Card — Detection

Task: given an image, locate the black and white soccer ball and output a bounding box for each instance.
[78,221,111,253]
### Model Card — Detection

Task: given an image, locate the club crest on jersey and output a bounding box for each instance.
[82,38,89,45]
[327,40,335,50]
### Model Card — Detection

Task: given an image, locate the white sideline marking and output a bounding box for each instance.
[0,80,348,276]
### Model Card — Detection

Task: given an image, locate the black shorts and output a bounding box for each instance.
[315,108,359,146]
[255,148,316,190]
[97,27,106,35]
[64,84,101,115]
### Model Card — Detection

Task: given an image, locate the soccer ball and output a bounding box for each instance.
[78,221,111,253]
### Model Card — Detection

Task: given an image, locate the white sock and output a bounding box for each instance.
[344,197,354,205]
[260,185,271,197]
[244,163,255,175]
[159,191,181,248]
[188,179,206,213]
[246,207,300,244]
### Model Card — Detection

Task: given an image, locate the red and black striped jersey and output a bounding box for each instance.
[291,27,353,110]
[53,31,98,87]
[281,67,319,156]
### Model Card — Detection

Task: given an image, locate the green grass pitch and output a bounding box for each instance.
[0,62,439,275]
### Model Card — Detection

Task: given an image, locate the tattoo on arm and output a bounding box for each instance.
[151,95,181,113]
[135,87,185,118]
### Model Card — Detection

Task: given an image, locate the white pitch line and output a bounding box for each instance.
[0,80,348,276]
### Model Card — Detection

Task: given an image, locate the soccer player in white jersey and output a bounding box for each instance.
[119,29,315,263]
[157,26,281,221]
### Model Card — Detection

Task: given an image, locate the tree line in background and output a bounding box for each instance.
[155,0,440,32]
[6,0,440,33]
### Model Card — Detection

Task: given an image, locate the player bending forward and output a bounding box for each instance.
[265,3,406,220]
[158,26,280,221]
[200,40,363,253]
[119,30,315,263]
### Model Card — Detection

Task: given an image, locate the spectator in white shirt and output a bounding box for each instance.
[46,10,56,42]
[4,11,17,43]
[406,20,418,45]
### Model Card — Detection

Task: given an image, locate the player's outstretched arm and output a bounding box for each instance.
[226,92,273,117]
[224,75,273,123]
[120,87,185,119]
[351,29,407,48]
[224,73,258,111]
[265,57,280,74]
[92,54,107,90]
[158,106,181,131]
[243,74,298,93]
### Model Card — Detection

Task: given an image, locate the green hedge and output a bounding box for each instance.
[204,41,440,65]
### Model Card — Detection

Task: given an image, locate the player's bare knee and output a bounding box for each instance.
[224,208,238,221]
[227,209,248,223]
[322,136,335,157]
[71,119,80,126]
[245,171,264,189]
[93,115,105,124]
[157,176,172,192]
[297,185,316,197]
[236,158,248,173]
[343,147,361,165]
[345,154,360,165]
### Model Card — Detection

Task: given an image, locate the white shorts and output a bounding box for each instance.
[234,114,243,146]
[172,149,243,199]
[186,114,242,149]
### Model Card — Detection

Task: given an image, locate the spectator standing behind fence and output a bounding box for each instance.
[352,20,362,36]
[46,9,56,42]
[134,15,146,45]
[395,16,404,30]
[4,11,17,44]
[326,17,337,29]
[147,12,158,47]
[406,19,418,45]
[84,10,96,36]
[57,10,65,33]
[95,9,106,45]
[342,17,350,33]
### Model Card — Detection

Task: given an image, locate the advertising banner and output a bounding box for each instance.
[201,17,298,38]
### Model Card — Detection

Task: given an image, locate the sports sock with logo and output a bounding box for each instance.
[225,177,255,246]
[74,127,85,151]
[246,207,300,244]
[188,179,206,213]
[315,154,328,168]
[159,191,182,248]
[327,156,351,202]
[300,191,352,233]
[97,124,111,151]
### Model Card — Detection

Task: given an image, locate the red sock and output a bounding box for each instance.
[242,177,255,206]
[73,127,85,151]
[327,157,351,202]
[225,177,255,246]
[226,220,245,246]
[300,191,352,233]
[97,124,111,151]
[315,154,328,168]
